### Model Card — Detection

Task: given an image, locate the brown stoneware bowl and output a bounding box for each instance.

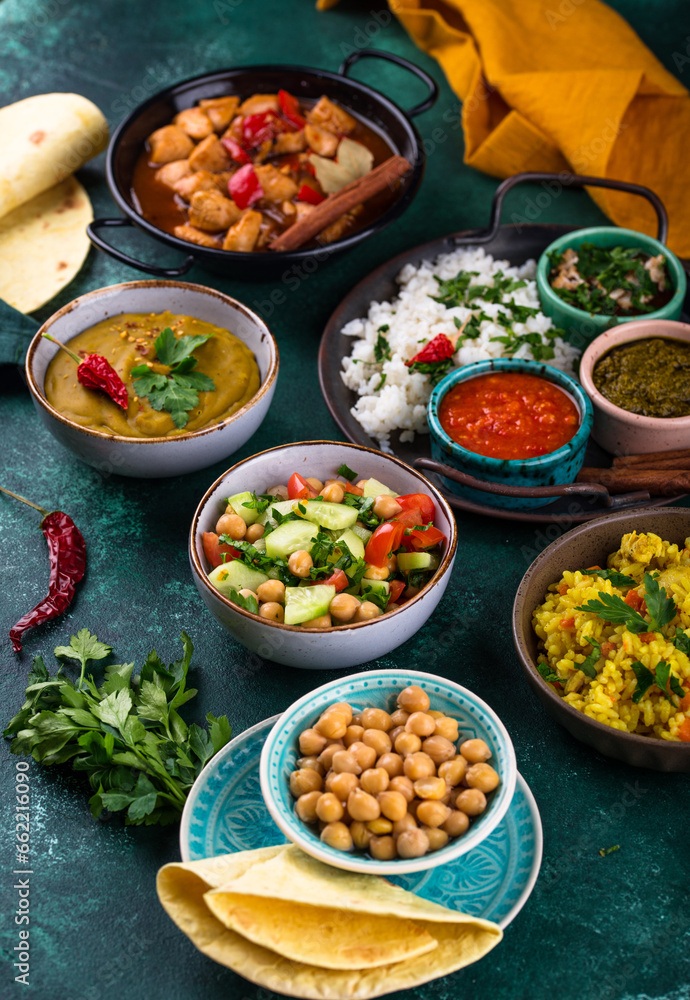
[512,505,690,771]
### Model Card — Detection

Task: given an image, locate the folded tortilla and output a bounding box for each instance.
[157,845,502,999]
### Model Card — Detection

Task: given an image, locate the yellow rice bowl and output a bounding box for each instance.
[532,531,690,741]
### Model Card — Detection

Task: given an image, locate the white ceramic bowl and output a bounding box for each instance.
[259,669,517,874]
[189,441,458,669]
[25,280,278,478]
[579,318,690,455]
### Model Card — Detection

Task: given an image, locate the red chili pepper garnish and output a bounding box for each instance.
[297,183,325,205]
[221,136,251,165]
[228,164,264,209]
[0,486,86,653]
[405,334,456,367]
[43,333,128,410]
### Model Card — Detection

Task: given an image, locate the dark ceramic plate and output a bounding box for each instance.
[318,174,687,523]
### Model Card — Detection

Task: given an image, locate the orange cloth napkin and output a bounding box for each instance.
[380,0,690,256]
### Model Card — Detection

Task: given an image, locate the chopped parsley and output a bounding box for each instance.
[336,463,358,482]
[131,327,215,429]
[581,568,636,587]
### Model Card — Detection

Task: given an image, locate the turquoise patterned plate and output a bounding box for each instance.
[180,715,543,928]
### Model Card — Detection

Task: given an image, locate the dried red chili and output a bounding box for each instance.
[0,486,86,653]
[405,334,457,367]
[43,333,128,409]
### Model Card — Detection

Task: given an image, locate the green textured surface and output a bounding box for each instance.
[2,1,690,998]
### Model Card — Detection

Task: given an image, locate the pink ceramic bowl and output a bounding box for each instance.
[580,319,690,455]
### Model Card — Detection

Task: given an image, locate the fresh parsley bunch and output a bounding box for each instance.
[131,327,216,429]
[4,629,231,826]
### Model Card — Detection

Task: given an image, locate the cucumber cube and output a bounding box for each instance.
[361,579,390,599]
[350,522,373,545]
[397,551,433,573]
[362,477,398,499]
[258,499,298,526]
[209,561,268,596]
[334,528,365,562]
[226,491,261,525]
[265,520,319,560]
[300,500,357,531]
[284,585,336,625]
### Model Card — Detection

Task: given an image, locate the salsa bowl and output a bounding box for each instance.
[189,441,457,669]
[25,280,278,478]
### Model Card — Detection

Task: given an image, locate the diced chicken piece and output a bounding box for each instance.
[188,134,232,173]
[306,96,356,135]
[173,224,222,248]
[238,94,280,115]
[214,171,233,191]
[222,210,263,252]
[644,253,667,290]
[173,108,214,140]
[253,139,274,165]
[188,189,243,232]
[154,159,192,189]
[281,200,297,217]
[608,287,633,310]
[294,202,315,223]
[199,96,240,132]
[148,125,195,164]
[305,123,338,157]
[174,170,221,200]
[222,117,245,144]
[319,209,357,244]
[273,130,308,155]
[254,164,298,202]
[551,248,584,291]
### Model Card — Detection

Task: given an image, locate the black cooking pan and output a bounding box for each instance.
[87,49,438,279]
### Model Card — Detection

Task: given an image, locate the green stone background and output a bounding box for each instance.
[1,0,690,997]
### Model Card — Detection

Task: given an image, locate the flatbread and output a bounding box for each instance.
[156,845,503,999]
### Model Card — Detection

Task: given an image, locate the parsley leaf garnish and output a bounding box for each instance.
[374,329,392,363]
[630,659,684,703]
[673,629,690,656]
[337,463,358,482]
[54,628,112,689]
[643,572,677,631]
[576,593,650,633]
[578,637,602,679]
[537,660,562,685]
[341,493,380,528]
[581,568,636,587]
[131,327,215,429]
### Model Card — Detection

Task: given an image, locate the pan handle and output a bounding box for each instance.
[87,218,196,278]
[338,49,438,118]
[454,172,669,246]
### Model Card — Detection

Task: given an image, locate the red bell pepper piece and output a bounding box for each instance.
[310,568,349,592]
[287,473,317,501]
[221,136,251,165]
[365,522,404,567]
[396,493,436,523]
[242,111,279,147]
[228,164,264,209]
[278,89,307,129]
[297,183,325,205]
[202,532,240,569]
[405,334,456,367]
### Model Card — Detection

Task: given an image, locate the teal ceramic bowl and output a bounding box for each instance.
[427,359,593,510]
[536,227,686,348]
[259,668,517,875]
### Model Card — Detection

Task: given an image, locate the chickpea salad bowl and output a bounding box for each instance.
[260,669,517,875]
[189,442,457,669]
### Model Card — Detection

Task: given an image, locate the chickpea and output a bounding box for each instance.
[394,731,422,757]
[389,775,415,802]
[403,752,436,780]
[306,477,323,492]
[377,789,408,822]
[372,495,402,519]
[303,614,331,631]
[369,835,397,861]
[216,512,247,539]
[329,593,360,623]
[405,712,436,737]
[367,817,393,835]
[315,792,344,823]
[389,725,405,745]
[315,715,347,740]
[460,739,492,764]
[392,812,417,837]
[332,750,362,775]
[390,709,409,727]
[360,708,391,731]
[442,810,470,838]
[328,703,354,724]
[363,564,389,581]
[238,589,258,603]
[325,771,359,801]
[355,480,368,490]
[288,550,313,578]
[396,828,430,859]
[298,728,328,756]
[465,762,500,793]
[455,788,488,816]
[295,790,321,824]
[416,800,451,828]
[362,728,391,756]
[397,685,430,713]
[353,601,382,622]
[296,756,324,775]
[321,482,345,504]
[348,741,377,771]
[434,716,459,742]
[256,579,285,604]
[377,752,404,778]
[350,820,373,850]
[318,742,345,769]
[404,584,421,600]
[347,788,381,822]
[386,554,398,574]
[245,522,265,543]
[359,767,390,795]
[344,724,365,747]
[320,821,352,852]
[427,710,444,719]
[413,776,447,800]
[438,756,467,787]
[266,484,288,500]
[351,713,362,727]
[422,735,457,765]
[290,768,323,798]
[258,601,284,622]
[423,827,449,851]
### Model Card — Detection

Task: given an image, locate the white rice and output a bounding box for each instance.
[340,247,581,452]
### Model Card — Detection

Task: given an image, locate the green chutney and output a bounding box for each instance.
[592,337,690,418]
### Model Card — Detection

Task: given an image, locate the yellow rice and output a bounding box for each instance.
[532,531,690,740]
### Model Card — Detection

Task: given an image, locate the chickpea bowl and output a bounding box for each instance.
[189,441,457,669]
[259,669,517,875]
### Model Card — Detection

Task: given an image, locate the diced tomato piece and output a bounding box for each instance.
[586,565,602,571]
[202,531,240,569]
[391,507,423,530]
[639,632,656,644]
[221,136,251,164]
[297,183,325,205]
[343,482,364,496]
[365,522,404,567]
[558,582,569,596]
[228,164,264,209]
[678,717,690,742]
[624,589,647,615]
[311,568,348,592]
[389,579,405,604]
[396,493,436,523]
[403,524,446,550]
[600,641,616,657]
[287,473,317,501]
[559,617,576,629]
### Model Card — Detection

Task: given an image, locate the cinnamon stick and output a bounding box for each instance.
[613,448,690,467]
[270,155,412,252]
[610,457,690,471]
[576,467,690,496]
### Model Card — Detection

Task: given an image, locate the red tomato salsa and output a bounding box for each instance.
[438,371,580,460]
